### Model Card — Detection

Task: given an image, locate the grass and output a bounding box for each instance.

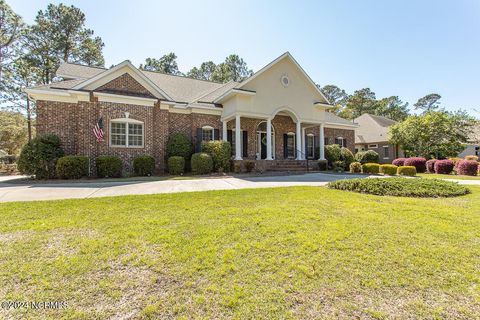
[418,173,480,180]
[0,187,479,319]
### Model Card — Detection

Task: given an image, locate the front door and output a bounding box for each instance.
[260,132,267,159]
[284,134,295,159]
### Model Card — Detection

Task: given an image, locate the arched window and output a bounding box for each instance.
[110,118,144,148]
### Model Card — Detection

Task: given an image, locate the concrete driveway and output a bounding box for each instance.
[0,173,364,203]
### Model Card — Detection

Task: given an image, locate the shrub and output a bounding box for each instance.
[318,160,328,171]
[355,150,379,164]
[362,163,380,174]
[465,155,479,161]
[96,155,122,178]
[133,155,155,176]
[168,156,185,175]
[340,147,354,168]
[404,157,427,173]
[448,157,463,173]
[244,160,255,173]
[380,164,398,176]
[17,134,64,179]
[166,133,192,160]
[233,162,241,173]
[56,156,89,179]
[332,161,345,172]
[426,159,437,173]
[434,160,454,175]
[349,161,362,173]
[397,166,416,176]
[201,140,231,172]
[392,158,406,166]
[191,152,213,175]
[327,177,470,198]
[457,160,478,176]
[325,144,341,166]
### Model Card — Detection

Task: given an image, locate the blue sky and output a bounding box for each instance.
[8,0,480,115]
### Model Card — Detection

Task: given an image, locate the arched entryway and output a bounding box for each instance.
[256,121,275,159]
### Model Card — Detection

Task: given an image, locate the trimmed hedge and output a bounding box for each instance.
[457,160,478,176]
[327,177,470,198]
[426,159,437,173]
[397,166,416,176]
[434,159,454,175]
[96,155,122,178]
[355,150,379,164]
[201,140,231,172]
[191,152,213,175]
[349,161,362,173]
[168,156,185,175]
[166,133,192,160]
[133,155,155,176]
[465,155,479,161]
[380,164,398,176]
[362,163,380,174]
[404,157,427,173]
[392,158,406,166]
[56,156,89,179]
[17,134,64,179]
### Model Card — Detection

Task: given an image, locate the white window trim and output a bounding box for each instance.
[306,133,315,159]
[382,145,390,159]
[110,118,145,148]
[368,144,378,148]
[201,125,215,141]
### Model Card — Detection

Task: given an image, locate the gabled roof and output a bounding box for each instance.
[354,113,397,144]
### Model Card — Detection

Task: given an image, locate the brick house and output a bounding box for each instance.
[26,52,356,174]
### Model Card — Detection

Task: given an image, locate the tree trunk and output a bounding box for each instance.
[27,96,32,141]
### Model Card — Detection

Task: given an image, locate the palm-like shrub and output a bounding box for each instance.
[355,150,379,164]
[434,160,454,175]
[426,159,437,173]
[392,158,406,166]
[380,164,398,176]
[457,160,478,176]
[404,157,427,173]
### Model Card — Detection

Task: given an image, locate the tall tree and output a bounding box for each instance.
[140,53,182,75]
[24,3,104,84]
[414,93,441,112]
[211,54,253,83]
[373,96,410,121]
[389,110,475,158]
[0,110,29,154]
[0,0,23,85]
[187,61,216,81]
[319,84,349,115]
[341,88,377,119]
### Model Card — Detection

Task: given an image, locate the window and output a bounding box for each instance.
[202,126,214,142]
[383,146,389,158]
[324,137,329,146]
[110,119,144,148]
[306,134,315,159]
[368,144,378,149]
[335,137,347,148]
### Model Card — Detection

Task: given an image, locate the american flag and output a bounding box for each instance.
[93,117,104,142]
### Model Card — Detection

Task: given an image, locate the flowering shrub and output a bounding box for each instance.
[392,158,406,166]
[448,157,463,173]
[434,160,454,175]
[457,160,479,176]
[404,157,427,173]
[426,159,437,173]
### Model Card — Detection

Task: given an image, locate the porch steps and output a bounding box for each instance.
[267,160,308,172]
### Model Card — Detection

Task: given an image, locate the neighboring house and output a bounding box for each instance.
[458,125,480,158]
[26,52,356,174]
[354,113,402,163]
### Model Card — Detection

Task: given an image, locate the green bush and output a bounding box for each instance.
[355,150,379,164]
[362,163,380,174]
[168,156,185,175]
[17,134,64,179]
[327,177,470,198]
[201,140,231,172]
[56,156,89,179]
[96,155,122,178]
[325,144,341,166]
[244,160,255,173]
[349,161,362,173]
[233,162,241,173]
[380,164,398,176]
[191,152,213,175]
[166,133,192,160]
[340,147,354,168]
[333,160,345,172]
[133,155,155,176]
[397,166,417,176]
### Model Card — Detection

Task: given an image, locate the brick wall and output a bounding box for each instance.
[97,73,155,98]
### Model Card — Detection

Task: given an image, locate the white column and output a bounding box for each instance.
[234,115,242,160]
[296,121,302,160]
[301,128,306,160]
[319,123,325,160]
[266,118,273,160]
[222,121,227,142]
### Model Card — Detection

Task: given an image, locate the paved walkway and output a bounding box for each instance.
[1,173,478,203]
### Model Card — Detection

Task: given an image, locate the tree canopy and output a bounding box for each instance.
[139,53,182,75]
[211,54,253,83]
[187,61,216,81]
[414,93,441,112]
[0,110,29,154]
[0,0,23,86]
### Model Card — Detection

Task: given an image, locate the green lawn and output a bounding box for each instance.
[1,187,479,319]
[418,173,480,180]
